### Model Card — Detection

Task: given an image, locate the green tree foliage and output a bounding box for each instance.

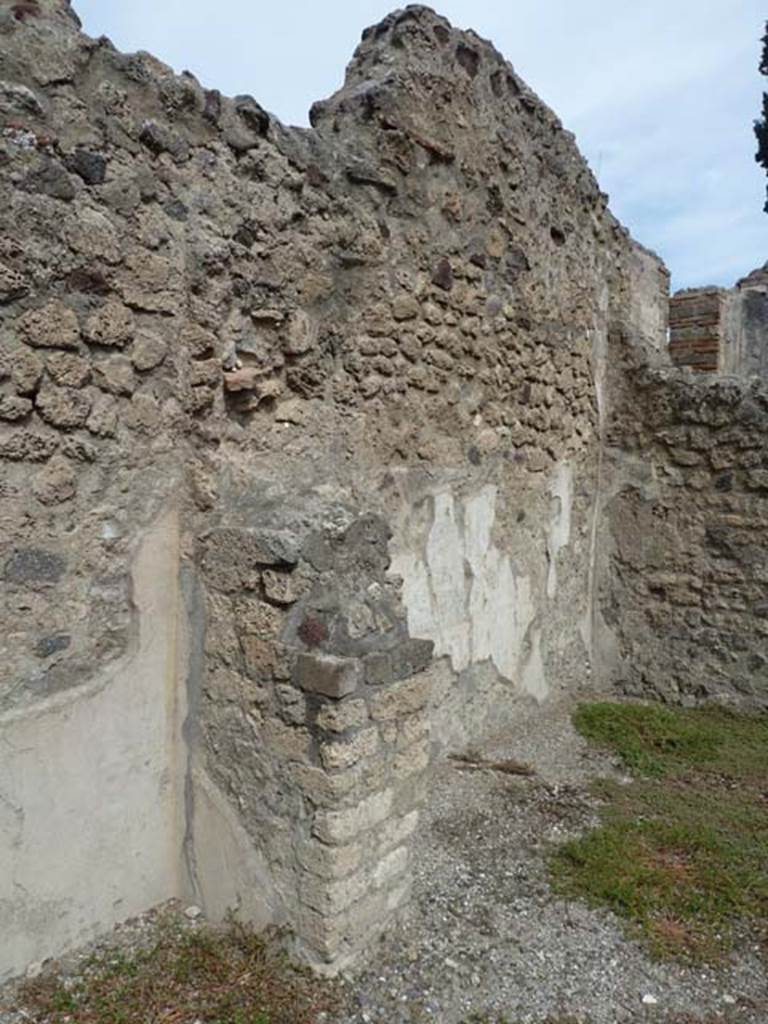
[757,21,768,212]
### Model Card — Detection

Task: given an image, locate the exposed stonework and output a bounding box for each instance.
[600,331,768,709]
[0,0,764,985]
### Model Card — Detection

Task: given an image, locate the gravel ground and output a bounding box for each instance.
[3,696,765,1024]
[334,694,768,1024]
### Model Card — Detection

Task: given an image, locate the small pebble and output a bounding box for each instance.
[641,993,659,1005]
[184,905,203,920]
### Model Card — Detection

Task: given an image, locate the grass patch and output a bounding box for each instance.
[552,702,768,961]
[572,701,768,779]
[13,916,344,1024]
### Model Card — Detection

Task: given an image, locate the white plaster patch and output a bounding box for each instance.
[392,486,536,685]
[547,462,573,600]
[188,768,283,930]
[521,628,547,700]
[0,510,186,983]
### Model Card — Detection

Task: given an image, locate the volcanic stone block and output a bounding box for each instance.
[18,302,80,350]
[2,547,67,586]
[295,653,361,699]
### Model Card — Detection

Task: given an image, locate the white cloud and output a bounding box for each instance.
[73,0,767,289]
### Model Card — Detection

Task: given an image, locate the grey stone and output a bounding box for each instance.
[363,650,393,686]
[431,258,453,292]
[203,89,222,123]
[34,634,72,658]
[139,120,189,161]
[294,653,361,700]
[0,79,44,118]
[36,385,91,429]
[234,95,270,136]
[345,160,398,195]
[46,352,91,389]
[391,639,434,681]
[0,393,32,421]
[66,149,107,186]
[162,198,188,222]
[0,262,28,304]
[202,527,300,592]
[0,430,58,462]
[92,355,136,395]
[11,348,44,394]
[130,331,168,372]
[32,455,77,504]
[340,514,391,574]
[3,547,67,586]
[22,157,76,201]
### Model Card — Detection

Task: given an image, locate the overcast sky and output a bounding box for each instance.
[73,1,766,291]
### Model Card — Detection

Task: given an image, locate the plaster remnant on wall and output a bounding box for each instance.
[546,463,573,600]
[0,508,186,982]
[392,486,534,684]
[185,767,284,931]
[521,628,547,701]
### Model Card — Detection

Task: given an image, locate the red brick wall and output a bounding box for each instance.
[668,288,723,372]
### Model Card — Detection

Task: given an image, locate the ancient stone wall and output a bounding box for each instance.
[599,333,768,709]
[609,265,768,707]
[0,0,676,980]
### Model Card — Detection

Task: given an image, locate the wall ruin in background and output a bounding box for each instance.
[0,0,765,982]
[670,266,768,375]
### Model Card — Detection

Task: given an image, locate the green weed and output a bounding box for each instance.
[552,702,768,961]
[15,916,341,1024]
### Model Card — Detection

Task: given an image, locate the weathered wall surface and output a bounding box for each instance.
[670,266,768,376]
[0,508,187,979]
[0,0,675,979]
[669,288,723,372]
[723,266,768,378]
[599,334,768,709]
[606,264,768,709]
